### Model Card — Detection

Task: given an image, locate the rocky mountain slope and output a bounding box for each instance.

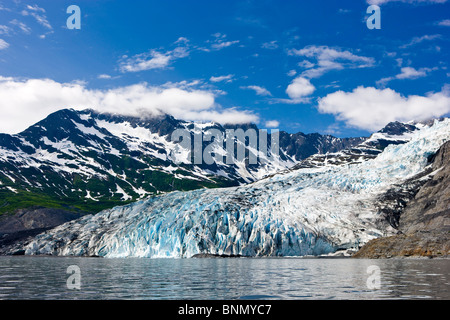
[0,207,81,251]
[354,140,450,258]
[291,121,421,169]
[7,118,449,257]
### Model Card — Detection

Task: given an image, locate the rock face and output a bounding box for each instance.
[0,207,82,254]
[400,141,450,234]
[352,232,449,258]
[354,141,450,258]
[0,207,81,233]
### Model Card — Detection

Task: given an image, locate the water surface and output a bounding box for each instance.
[0,256,448,299]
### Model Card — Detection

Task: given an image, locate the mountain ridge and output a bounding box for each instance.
[0,108,370,216]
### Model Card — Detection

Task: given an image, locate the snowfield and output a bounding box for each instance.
[23,119,450,258]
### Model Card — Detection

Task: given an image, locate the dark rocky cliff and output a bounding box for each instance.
[0,207,82,254]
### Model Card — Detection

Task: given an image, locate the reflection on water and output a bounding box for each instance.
[0,256,448,300]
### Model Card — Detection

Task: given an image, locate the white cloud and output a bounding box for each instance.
[174,37,189,44]
[287,70,297,77]
[367,0,447,4]
[437,19,450,26]
[265,120,280,128]
[377,66,436,86]
[97,74,112,80]
[395,67,434,79]
[317,86,450,131]
[271,76,316,104]
[21,4,52,30]
[0,25,11,35]
[211,40,240,50]
[286,77,315,100]
[261,41,278,50]
[161,79,203,89]
[298,60,315,69]
[400,34,441,48]
[212,32,225,39]
[0,39,9,50]
[0,77,259,134]
[26,5,45,13]
[204,33,240,51]
[121,35,239,72]
[119,46,189,73]
[240,85,272,96]
[288,45,375,79]
[9,19,31,34]
[210,74,234,83]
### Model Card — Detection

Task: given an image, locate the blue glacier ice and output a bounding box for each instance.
[23,119,450,257]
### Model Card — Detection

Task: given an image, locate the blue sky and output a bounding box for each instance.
[0,0,449,137]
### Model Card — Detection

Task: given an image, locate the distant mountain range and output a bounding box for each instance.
[0,108,424,215]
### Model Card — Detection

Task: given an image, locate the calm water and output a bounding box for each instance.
[0,256,448,300]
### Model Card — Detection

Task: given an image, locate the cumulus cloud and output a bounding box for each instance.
[269,77,315,105]
[270,76,316,104]
[0,77,259,134]
[265,120,280,128]
[288,45,375,79]
[240,85,272,96]
[317,86,450,131]
[286,77,315,100]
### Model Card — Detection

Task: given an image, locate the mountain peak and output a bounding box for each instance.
[378,121,418,136]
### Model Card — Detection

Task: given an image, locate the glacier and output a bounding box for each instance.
[22,119,450,258]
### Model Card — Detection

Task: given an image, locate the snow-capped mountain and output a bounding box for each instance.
[292,121,421,169]
[17,118,450,257]
[0,108,364,214]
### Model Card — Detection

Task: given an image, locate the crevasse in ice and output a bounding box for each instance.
[24,119,450,257]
